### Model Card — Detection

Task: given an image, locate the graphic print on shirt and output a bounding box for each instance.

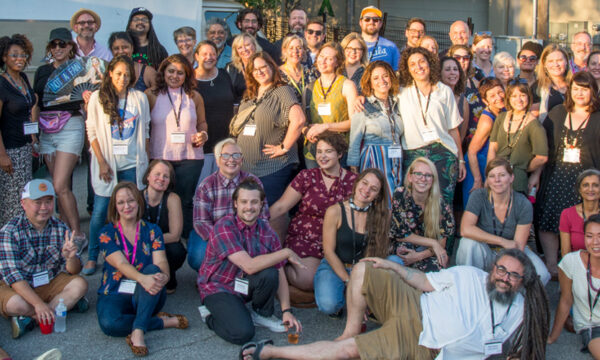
[111,107,137,141]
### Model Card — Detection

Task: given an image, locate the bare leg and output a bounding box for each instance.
[5,294,35,317]
[0,347,9,359]
[337,262,367,340]
[45,152,81,233]
[539,231,559,276]
[243,337,360,360]
[285,257,320,291]
[48,276,88,310]
[588,338,600,359]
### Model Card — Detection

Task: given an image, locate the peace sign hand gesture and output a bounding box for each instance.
[61,230,78,260]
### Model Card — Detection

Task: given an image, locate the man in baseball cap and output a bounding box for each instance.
[359,6,400,70]
[70,8,113,61]
[0,179,88,339]
[126,7,168,68]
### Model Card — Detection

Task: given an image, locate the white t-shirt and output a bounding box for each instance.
[558,250,600,332]
[397,82,463,155]
[419,266,524,360]
[112,97,140,171]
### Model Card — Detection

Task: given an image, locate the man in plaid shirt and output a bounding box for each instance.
[0,179,88,339]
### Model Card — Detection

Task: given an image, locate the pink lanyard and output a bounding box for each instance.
[118,222,140,265]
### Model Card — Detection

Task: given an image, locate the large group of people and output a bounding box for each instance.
[1,4,599,360]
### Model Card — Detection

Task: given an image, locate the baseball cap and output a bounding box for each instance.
[360,6,383,19]
[21,179,56,200]
[49,28,72,43]
[129,7,153,21]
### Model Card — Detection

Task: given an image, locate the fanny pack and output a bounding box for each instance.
[39,111,72,134]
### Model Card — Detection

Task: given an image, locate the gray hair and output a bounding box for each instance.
[493,51,515,69]
[575,168,600,195]
[206,17,231,39]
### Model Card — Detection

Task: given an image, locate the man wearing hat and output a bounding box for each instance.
[516,41,543,86]
[71,8,113,61]
[359,6,400,71]
[0,179,88,339]
[126,7,168,69]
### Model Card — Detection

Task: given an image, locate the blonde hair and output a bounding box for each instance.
[281,34,307,63]
[231,33,262,73]
[403,157,442,240]
[340,32,368,67]
[536,44,572,94]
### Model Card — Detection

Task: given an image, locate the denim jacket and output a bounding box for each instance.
[347,95,403,167]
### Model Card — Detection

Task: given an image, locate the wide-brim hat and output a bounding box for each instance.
[70,8,101,30]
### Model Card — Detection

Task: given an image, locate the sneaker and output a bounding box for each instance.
[73,297,89,313]
[198,305,211,323]
[11,316,34,339]
[73,234,88,256]
[250,310,286,333]
[33,348,62,360]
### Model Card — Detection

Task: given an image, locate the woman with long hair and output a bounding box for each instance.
[145,54,207,238]
[588,50,600,90]
[532,44,571,122]
[456,157,550,284]
[471,33,494,80]
[84,54,151,275]
[226,33,261,103]
[109,31,157,92]
[536,71,600,277]
[314,168,390,315]
[440,56,469,128]
[340,33,368,94]
[389,157,454,272]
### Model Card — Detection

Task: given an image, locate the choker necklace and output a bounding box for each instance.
[349,197,371,212]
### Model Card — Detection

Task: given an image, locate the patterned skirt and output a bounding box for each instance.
[359,144,402,207]
[0,145,32,227]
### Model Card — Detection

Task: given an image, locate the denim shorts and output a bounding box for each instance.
[580,326,600,352]
[40,115,85,156]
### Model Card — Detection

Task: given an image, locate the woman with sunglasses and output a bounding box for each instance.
[0,34,36,226]
[109,32,157,92]
[588,50,600,90]
[548,214,600,356]
[456,157,550,284]
[487,83,548,195]
[531,44,571,122]
[340,33,368,95]
[389,157,454,272]
[32,28,86,244]
[536,71,600,278]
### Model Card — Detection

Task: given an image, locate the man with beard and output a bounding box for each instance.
[206,18,233,69]
[359,6,399,71]
[234,8,279,64]
[240,248,550,360]
[304,19,326,69]
[70,9,113,61]
[273,7,308,63]
[126,7,168,69]
[570,31,592,73]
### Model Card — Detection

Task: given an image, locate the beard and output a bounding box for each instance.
[486,277,517,305]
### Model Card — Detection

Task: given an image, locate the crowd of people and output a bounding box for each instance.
[0,4,599,359]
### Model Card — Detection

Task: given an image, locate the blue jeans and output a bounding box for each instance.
[187,230,208,271]
[314,258,349,315]
[96,264,166,336]
[259,163,296,206]
[88,168,136,262]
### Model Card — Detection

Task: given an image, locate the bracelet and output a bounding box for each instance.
[280,143,289,152]
[458,160,466,164]
[282,308,293,315]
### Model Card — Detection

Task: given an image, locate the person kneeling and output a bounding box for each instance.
[197,179,302,345]
[96,182,187,357]
[0,179,88,339]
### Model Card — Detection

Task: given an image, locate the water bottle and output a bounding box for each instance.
[528,186,537,204]
[54,298,67,333]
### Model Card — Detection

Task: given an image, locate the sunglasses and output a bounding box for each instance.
[50,40,68,49]
[306,29,323,36]
[453,54,471,61]
[362,17,381,23]
[518,55,538,62]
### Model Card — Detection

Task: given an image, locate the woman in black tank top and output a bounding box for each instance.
[314,169,391,316]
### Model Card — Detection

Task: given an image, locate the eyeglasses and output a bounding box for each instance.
[345,47,363,53]
[131,17,149,24]
[494,264,524,281]
[411,171,433,180]
[50,40,68,49]
[518,55,538,62]
[7,53,28,59]
[76,20,96,26]
[407,29,425,36]
[453,54,471,61]
[361,17,381,23]
[306,29,323,36]
[220,152,242,160]
[252,65,272,75]
[242,19,259,25]
[176,38,195,45]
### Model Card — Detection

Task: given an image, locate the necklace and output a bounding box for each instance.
[349,197,371,212]
[197,69,218,87]
[506,111,527,149]
[321,167,342,180]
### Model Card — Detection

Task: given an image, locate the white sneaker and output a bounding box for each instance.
[34,348,62,360]
[251,310,285,333]
[198,305,211,323]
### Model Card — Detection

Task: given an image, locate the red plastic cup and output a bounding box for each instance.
[39,319,54,334]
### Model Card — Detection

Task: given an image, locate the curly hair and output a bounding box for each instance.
[243,52,286,100]
[439,56,466,96]
[564,71,600,112]
[154,54,196,96]
[0,34,33,68]
[316,131,348,155]
[360,60,399,97]
[398,46,440,87]
[99,55,136,126]
[236,8,264,29]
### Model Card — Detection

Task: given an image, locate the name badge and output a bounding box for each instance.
[32,270,50,288]
[242,124,257,137]
[563,147,580,163]
[170,132,186,144]
[118,279,137,294]
[484,340,503,356]
[234,277,249,295]
[317,103,332,116]
[113,143,128,155]
[388,145,402,159]
[422,128,439,143]
[23,122,39,135]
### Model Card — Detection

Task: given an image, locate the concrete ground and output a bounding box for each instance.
[0,164,592,359]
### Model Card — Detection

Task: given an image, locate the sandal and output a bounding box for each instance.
[239,339,273,360]
[156,312,189,329]
[126,334,148,357]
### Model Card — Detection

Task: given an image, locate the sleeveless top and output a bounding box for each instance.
[334,202,367,264]
[143,191,170,234]
[133,65,147,92]
[309,75,348,126]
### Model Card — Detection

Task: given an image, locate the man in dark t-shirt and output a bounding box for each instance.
[126,7,168,69]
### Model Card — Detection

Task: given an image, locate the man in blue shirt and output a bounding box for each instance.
[359,6,400,71]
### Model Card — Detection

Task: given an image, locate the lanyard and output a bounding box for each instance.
[587,254,600,321]
[118,221,140,265]
[368,38,380,62]
[415,86,431,127]
[285,66,305,95]
[319,75,337,101]
[491,192,512,238]
[5,72,33,110]
[167,87,184,129]
[117,92,129,139]
[490,299,513,336]
[506,112,527,149]
[144,191,164,226]
[382,97,399,145]
[564,112,590,148]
